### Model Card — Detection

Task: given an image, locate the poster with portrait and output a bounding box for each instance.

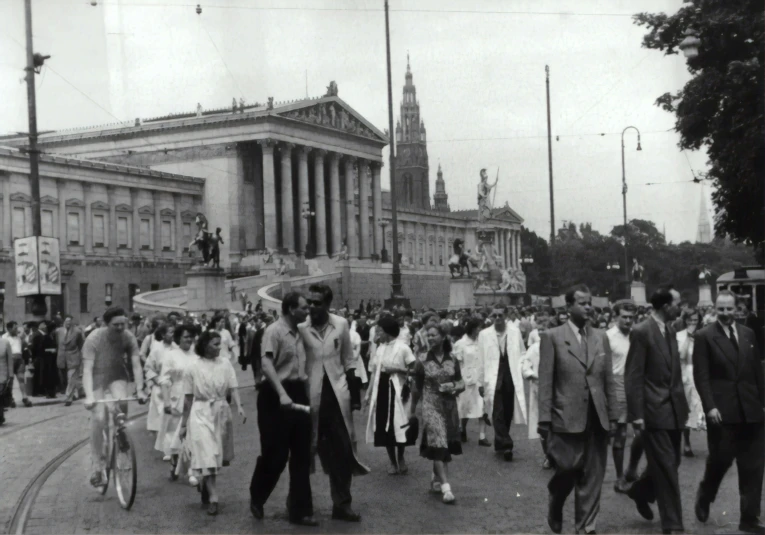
[38,237,61,295]
[14,236,39,297]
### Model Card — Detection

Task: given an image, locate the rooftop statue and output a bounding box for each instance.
[477,168,498,223]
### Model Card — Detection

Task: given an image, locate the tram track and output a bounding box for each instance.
[0,410,78,440]
[7,411,148,535]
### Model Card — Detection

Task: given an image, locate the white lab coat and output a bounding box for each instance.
[477,323,528,426]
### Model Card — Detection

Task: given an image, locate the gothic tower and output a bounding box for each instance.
[433,164,450,212]
[394,55,431,210]
[696,185,713,243]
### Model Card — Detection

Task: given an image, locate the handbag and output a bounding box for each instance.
[402,415,419,444]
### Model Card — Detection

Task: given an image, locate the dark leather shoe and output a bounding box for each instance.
[661,529,684,534]
[614,479,631,494]
[548,495,562,534]
[290,515,319,527]
[478,438,491,447]
[250,501,264,520]
[332,507,361,522]
[739,521,765,535]
[503,450,514,462]
[627,484,654,521]
[460,429,467,443]
[694,488,709,523]
[207,502,219,516]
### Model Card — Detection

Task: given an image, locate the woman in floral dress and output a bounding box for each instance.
[144,323,175,439]
[411,323,464,504]
[365,316,417,475]
[180,330,245,515]
[157,324,196,478]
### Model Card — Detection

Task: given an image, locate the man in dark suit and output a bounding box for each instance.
[625,288,689,534]
[538,284,619,534]
[693,290,765,535]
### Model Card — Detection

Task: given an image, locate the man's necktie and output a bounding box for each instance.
[579,327,588,359]
[728,325,739,352]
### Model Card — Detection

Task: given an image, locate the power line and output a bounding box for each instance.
[427,128,673,143]
[200,22,246,98]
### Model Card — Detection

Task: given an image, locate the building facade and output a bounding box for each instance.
[0,147,204,325]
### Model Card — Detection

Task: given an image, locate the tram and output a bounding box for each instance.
[716,266,765,317]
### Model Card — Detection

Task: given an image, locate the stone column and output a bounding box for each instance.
[371,162,383,257]
[496,228,503,268]
[329,153,342,255]
[313,149,327,256]
[131,189,140,256]
[174,193,184,259]
[357,159,370,259]
[107,186,117,255]
[83,183,93,254]
[259,139,278,250]
[280,143,295,253]
[297,146,310,255]
[343,156,357,258]
[516,231,521,269]
[1,174,10,250]
[503,230,509,268]
[56,179,66,253]
[153,190,162,257]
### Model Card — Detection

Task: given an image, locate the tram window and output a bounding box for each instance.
[756,285,765,315]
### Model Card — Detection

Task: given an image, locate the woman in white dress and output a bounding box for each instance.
[180,330,245,515]
[144,323,175,437]
[210,315,236,363]
[453,318,485,443]
[156,324,196,477]
[677,309,705,457]
[365,316,417,475]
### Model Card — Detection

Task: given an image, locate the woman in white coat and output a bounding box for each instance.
[365,316,417,475]
[677,309,705,457]
[520,309,552,467]
[453,318,485,443]
[144,324,175,439]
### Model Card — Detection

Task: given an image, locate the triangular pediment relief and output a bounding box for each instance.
[91,200,110,211]
[491,207,524,224]
[115,203,132,212]
[181,210,196,220]
[160,208,176,217]
[66,198,84,207]
[40,195,58,205]
[276,96,387,143]
[10,192,31,203]
[138,205,155,215]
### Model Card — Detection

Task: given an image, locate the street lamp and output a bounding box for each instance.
[621,125,641,297]
[377,217,390,262]
[679,29,701,59]
[301,202,315,258]
[606,261,620,271]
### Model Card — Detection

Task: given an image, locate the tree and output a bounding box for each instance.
[633,0,764,248]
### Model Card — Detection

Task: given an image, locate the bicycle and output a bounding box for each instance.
[93,397,141,510]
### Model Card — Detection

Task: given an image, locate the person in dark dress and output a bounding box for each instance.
[31,321,58,398]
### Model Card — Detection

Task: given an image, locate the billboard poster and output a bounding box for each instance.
[14,236,39,297]
[38,236,61,295]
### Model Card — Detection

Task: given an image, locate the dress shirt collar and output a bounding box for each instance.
[717,320,738,341]
[568,320,585,342]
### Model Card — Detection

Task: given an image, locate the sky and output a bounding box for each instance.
[0,0,714,244]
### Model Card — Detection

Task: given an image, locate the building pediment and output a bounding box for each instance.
[181,210,196,220]
[66,198,84,207]
[91,200,110,211]
[276,96,388,144]
[115,203,132,212]
[138,205,154,215]
[491,207,524,224]
[40,195,58,205]
[10,192,31,203]
[160,208,176,217]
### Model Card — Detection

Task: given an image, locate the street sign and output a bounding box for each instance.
[13,236,61,297]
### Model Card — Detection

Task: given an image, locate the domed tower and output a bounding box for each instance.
[433,164,450,212]
[394,54,431,210]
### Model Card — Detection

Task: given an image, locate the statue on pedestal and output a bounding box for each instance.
[477,168,498,223]
[699,266,713,284]
[448,238,471,278]
[189,213,217,267]
[631,258,644,282]
[337,241,349,261]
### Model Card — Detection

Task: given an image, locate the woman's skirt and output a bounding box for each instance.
[146,385,163,432]
[457,383,483,419]
[420,392,462,462]
[374,372,414,447]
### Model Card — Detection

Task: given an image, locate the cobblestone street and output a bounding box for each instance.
[2,366,756,534]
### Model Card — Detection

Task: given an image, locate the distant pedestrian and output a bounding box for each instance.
[31,321,58,398]
[59,316,84,406]
[0,334,13,425]
[453,318,485,444]
[2,322,32,407]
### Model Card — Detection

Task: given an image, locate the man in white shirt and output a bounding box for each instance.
[606,300,636,493]
[3,321,32,407]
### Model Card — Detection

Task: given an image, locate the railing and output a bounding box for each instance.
[256,272,342,312]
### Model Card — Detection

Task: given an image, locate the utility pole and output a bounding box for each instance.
[384,0,408,307]
[24,0,49,319]
[545,65,555,246]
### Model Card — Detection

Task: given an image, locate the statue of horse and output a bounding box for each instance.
[448,238,471,278]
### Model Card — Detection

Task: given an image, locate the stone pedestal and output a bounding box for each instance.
[185,266,228,314]
[631,281,647,306]
[698,283,713,308]
[449,278,475,310]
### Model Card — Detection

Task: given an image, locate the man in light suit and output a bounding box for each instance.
[625,288,689,534]
[538,284,618,534]
[693,290,764,535]
[477,304,528,461]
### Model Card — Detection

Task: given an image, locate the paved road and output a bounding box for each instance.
[9,368,759,534]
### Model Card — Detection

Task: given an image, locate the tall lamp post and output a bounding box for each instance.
[383,0,408,308]
[377,217,390,263]
[621,126,641,297]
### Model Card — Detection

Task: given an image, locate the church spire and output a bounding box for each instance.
[696,185,713,243]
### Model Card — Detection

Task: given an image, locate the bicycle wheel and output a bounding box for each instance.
[113,429,137,510]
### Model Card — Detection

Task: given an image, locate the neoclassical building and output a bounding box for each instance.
[2,63,524,308]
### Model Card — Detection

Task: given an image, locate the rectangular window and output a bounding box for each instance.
[161,221,172,250]
[93,214,106,247]
[79,283,88,313]
[140,218,151,249]
[182,222,191,252]
[12,207,25,241]
[41,209,54,237]
[67,212,80,245]
[105,283,113,305]
[117,216,129,248]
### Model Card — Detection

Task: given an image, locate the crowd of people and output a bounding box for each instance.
[0,284,762,534]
